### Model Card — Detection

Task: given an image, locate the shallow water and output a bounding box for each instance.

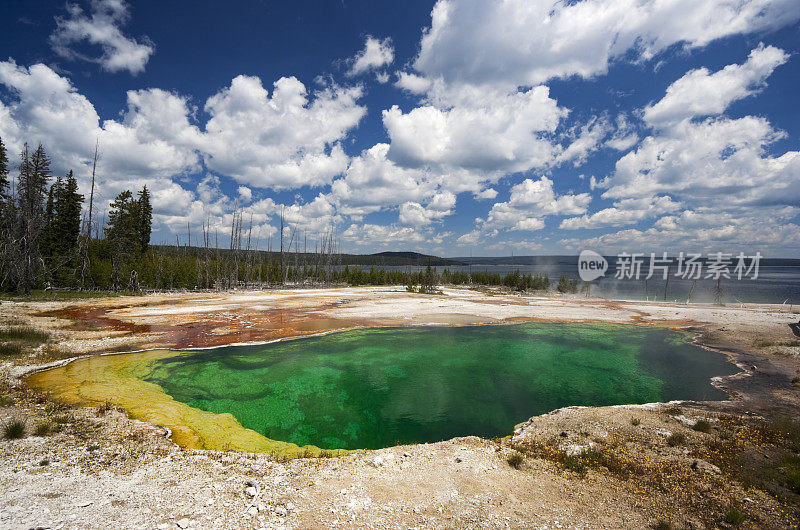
[137,323,738,451]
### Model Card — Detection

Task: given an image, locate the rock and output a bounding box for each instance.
[563,442,595,456]
[690,459,721,475]
[247,506,258,516]
[455,456,463,463]
[369,456,384,468]
[245,486,258,497]
[286,502,295,512]
[275,505,288,517]
[257,502,267,513]
[403,452,411,458]
[176,518,190,529]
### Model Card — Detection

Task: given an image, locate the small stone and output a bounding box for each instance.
[370,456,384,468]
[257,502,267,513]
[275,505,288,517]
[402,452,411,458]
[455,456,463,463]
[247,506,258,516]
[286,502,295,512]
[176,518,190,529]
[245,486,258,497]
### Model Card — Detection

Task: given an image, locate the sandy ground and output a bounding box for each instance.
[2,286,800,529]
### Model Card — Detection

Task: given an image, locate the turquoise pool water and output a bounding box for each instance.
[141,323,737,450]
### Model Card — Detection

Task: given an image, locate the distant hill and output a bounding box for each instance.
[151,245,463,267]
[362,252,464,266]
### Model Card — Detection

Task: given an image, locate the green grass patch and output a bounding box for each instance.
[693,420,712,433]
[723,505,746,525]
[630,418,641,426]
[3,419,25,439]
[0,343,22,356]
[0,326,49,343]
[780,454,800,493]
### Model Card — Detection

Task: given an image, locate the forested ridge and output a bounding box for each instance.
[0,137,579,295]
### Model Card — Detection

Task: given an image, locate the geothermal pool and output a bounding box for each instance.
[29,323,738,453]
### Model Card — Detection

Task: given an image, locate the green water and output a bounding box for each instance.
[141,323,738,450]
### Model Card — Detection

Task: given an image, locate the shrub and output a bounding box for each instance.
[507,451,524,469]
[87,444,100,451]
[3,419,26,439]
[693,420,712,433]
[39,459,49,466]
[630,418,641,426]
[666,432,686,447]
[653,520,673,530]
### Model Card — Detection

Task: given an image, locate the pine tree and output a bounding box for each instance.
[57,171,83,253]
[16,143,51,293]
[136,186,152,253]
[0,136,8,204]
[40,177,60,260]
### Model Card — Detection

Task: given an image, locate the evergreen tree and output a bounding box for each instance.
[41,177,60,259]
[16,143,51,293]
[56,171,83,253]
[136,186,152,253]
[0,136,8,203]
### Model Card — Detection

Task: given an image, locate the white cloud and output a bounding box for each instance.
[50,0,154,74]
[560,196,681,229]
[398,191,456,227]
[394,71,432,94]
[348,36,394,77]
[202,75,365,189]
[644,44,789,127]
[473,177,592,234]
[383,85,567,173]
[413,0,800,88]
[341,223,425,246]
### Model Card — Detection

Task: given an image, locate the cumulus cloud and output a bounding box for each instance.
[50,0,154,74]
[0,60,369,243]
[347,36,394,77]
[565,46,800,254]
[202,75,364,189]
[560,196,681,229]
[413,0,800,87]
[464,177,591,238]
[394,71,432,94]
[643,44,789,127]
[383,85,567,173]
[341,223,425,246]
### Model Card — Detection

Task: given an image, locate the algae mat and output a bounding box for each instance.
[28,323,738,453]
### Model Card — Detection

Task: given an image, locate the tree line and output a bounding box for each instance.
[0,136,583,296]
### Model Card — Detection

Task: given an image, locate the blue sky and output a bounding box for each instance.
[0,0,799,256]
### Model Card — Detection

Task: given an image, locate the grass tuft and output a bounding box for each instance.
[723,505,746,525]
[34,421,53,436]
[630,418,641,426]
[3,419,26,439]
[693,419,712,433]
[666,432,686,447]
[506,451,524,469]
[653,520,673,530]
